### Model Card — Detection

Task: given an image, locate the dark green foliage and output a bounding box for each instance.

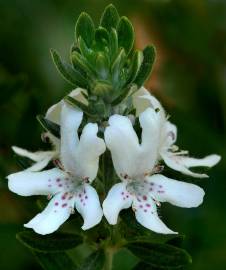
[34,252,77,270]
[100,4,120,31]
[117,17,134,55]
[51,4,155,109]
[51,49,88,88]
[78,250,105,270]
[127,242,192,269]
[134,45,156,88]
[17,231,83,253]
[75,12,95,47]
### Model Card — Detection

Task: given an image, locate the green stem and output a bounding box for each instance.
[104,248,114,270]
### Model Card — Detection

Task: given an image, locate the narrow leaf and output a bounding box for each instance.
[35,252,77,270]
[51,49,87,88]
[127,242,192,269]
[75,12,95,47]
[134,45,156,87]
[17,231,82,253]
[117,17,135,54]
[78,250,105,270]
[126,50,143,84]
[37,115,60,138]
[109,28,118,61]
[95,27,109,51]
[100,4,120,31]
[111,48,126,84]
[64,96,95,117]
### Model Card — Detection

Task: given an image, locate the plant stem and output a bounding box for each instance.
[104,248,114,270]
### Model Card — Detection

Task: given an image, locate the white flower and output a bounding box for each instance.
[12,88,87,172]
[8,103,105,235]
[103,107,205,234]
[12,133,59,172]
[46,88,87,125]
[133,87,221,178]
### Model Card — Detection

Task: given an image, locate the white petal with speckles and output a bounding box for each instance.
[75,184,103,230]
[147,174,205,208]
[133,196,176,234]
[24,192,75,235]
[8,168,68,196]
[103,183,133,225]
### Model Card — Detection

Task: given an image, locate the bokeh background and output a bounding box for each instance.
[0,0,226,269]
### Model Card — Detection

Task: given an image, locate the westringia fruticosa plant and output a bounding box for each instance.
[7,4,221,270]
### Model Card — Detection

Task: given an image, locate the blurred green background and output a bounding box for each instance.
[0,0,225,269]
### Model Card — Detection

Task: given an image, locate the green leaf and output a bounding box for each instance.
[78,250,105,270]
[126,242,192,269]
[109,28,118,61]
[75,12,95,47]
[111,48,126,85]
[95,27,109,51]
[134,45,156,87]
[34,252,77,270]
[17,231,82,253]
[111,84,135,106]
[126,50,143,84]
[37,115,60,138]
[64,96,95,118]
[71,50,95,79]
[51,49,87,88]
[117,17,135,54]
[95,53,109,79]
[100,4,120,31]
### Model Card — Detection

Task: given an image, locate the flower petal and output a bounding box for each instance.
[74,184,103,230]
[8,168,68,196]
[179,154,221,168]
[75,123,106,181]
[46,88,88,124]
[24,192,75,235]
[12,146,55,172]
[160,121,177,149]
[104,114,140,178]
[132,87,151,115]
[103,183,133,225]
[139,107,163,172]
[147,174,205,208]
[60,103,83,173]
[133,195,176,234]
[162,152,221,178]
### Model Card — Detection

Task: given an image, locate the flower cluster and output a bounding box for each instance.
[7,87,220,235]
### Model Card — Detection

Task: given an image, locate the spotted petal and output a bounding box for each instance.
[25,192,75,235]
[103,183,133,225]
[75,184,103,230]
[147,174,205,208]
[8,168,68,196]
[133,195,176,234]
[162,152,221,178]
